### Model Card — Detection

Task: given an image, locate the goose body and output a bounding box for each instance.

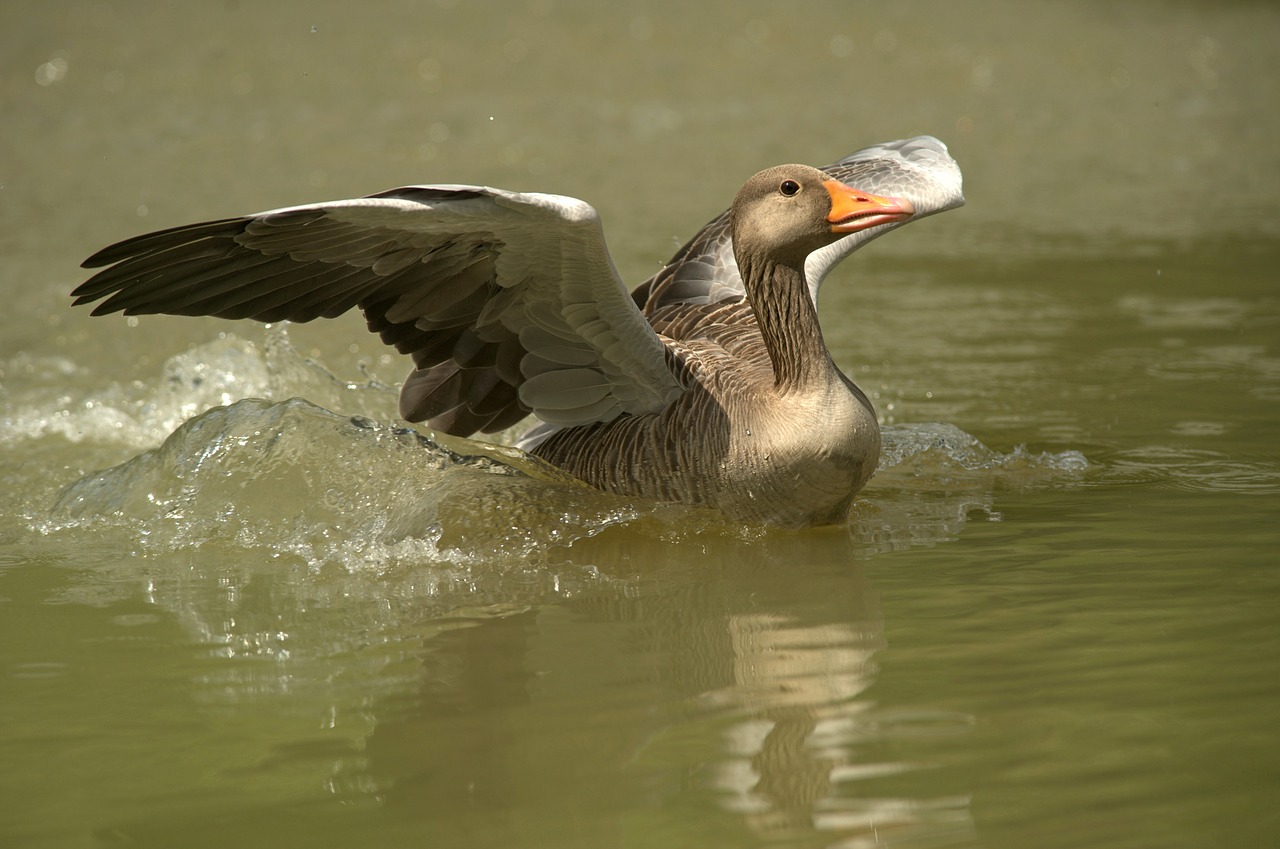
[533,335,879,526]
[73,136,964,527]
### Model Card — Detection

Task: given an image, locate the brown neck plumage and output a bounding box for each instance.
[737,251,834,391]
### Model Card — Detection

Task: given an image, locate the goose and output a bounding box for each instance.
[72,136,964,527]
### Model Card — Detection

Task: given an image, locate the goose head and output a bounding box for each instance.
[730,164,916,269]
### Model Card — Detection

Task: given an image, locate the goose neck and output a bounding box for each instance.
[739,255,835,391]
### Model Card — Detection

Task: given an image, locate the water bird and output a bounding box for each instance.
[72,136,964,527]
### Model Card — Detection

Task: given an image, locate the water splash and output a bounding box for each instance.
[26,327,1091,569]
[0,328,399,451]
[42,401,1090,570]
[46,396,654,571]
[879,421,1088,477]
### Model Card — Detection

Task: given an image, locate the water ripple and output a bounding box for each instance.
[1110,445,1280,494]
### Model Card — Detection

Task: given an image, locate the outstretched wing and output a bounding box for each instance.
[74,185,684,435]
[632,135,966,312]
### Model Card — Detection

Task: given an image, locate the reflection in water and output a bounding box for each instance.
[706,609,901,840]
[681,540,973,847]
[52,517,981,846]
[346,531,975,847]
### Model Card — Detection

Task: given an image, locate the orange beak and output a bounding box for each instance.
[823,180,916,232]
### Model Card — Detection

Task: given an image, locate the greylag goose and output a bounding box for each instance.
[73,136,964,527]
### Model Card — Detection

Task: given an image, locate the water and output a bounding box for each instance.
[3,2,1279,847]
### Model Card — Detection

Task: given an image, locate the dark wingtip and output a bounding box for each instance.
[79,217,247,269]
[73,216,252,310]
[69,277,108,308]
[68,287,124,315]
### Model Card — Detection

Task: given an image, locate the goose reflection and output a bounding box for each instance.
[356,527,975,847]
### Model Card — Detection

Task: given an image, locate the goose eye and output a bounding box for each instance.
[779,180,800,197]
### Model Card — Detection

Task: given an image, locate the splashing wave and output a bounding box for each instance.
[23,328,1089,569]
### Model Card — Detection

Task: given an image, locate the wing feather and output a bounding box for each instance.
[74,183,685,435]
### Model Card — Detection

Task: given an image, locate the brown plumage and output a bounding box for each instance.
[73,138,965,526]
[531,166,910,525]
